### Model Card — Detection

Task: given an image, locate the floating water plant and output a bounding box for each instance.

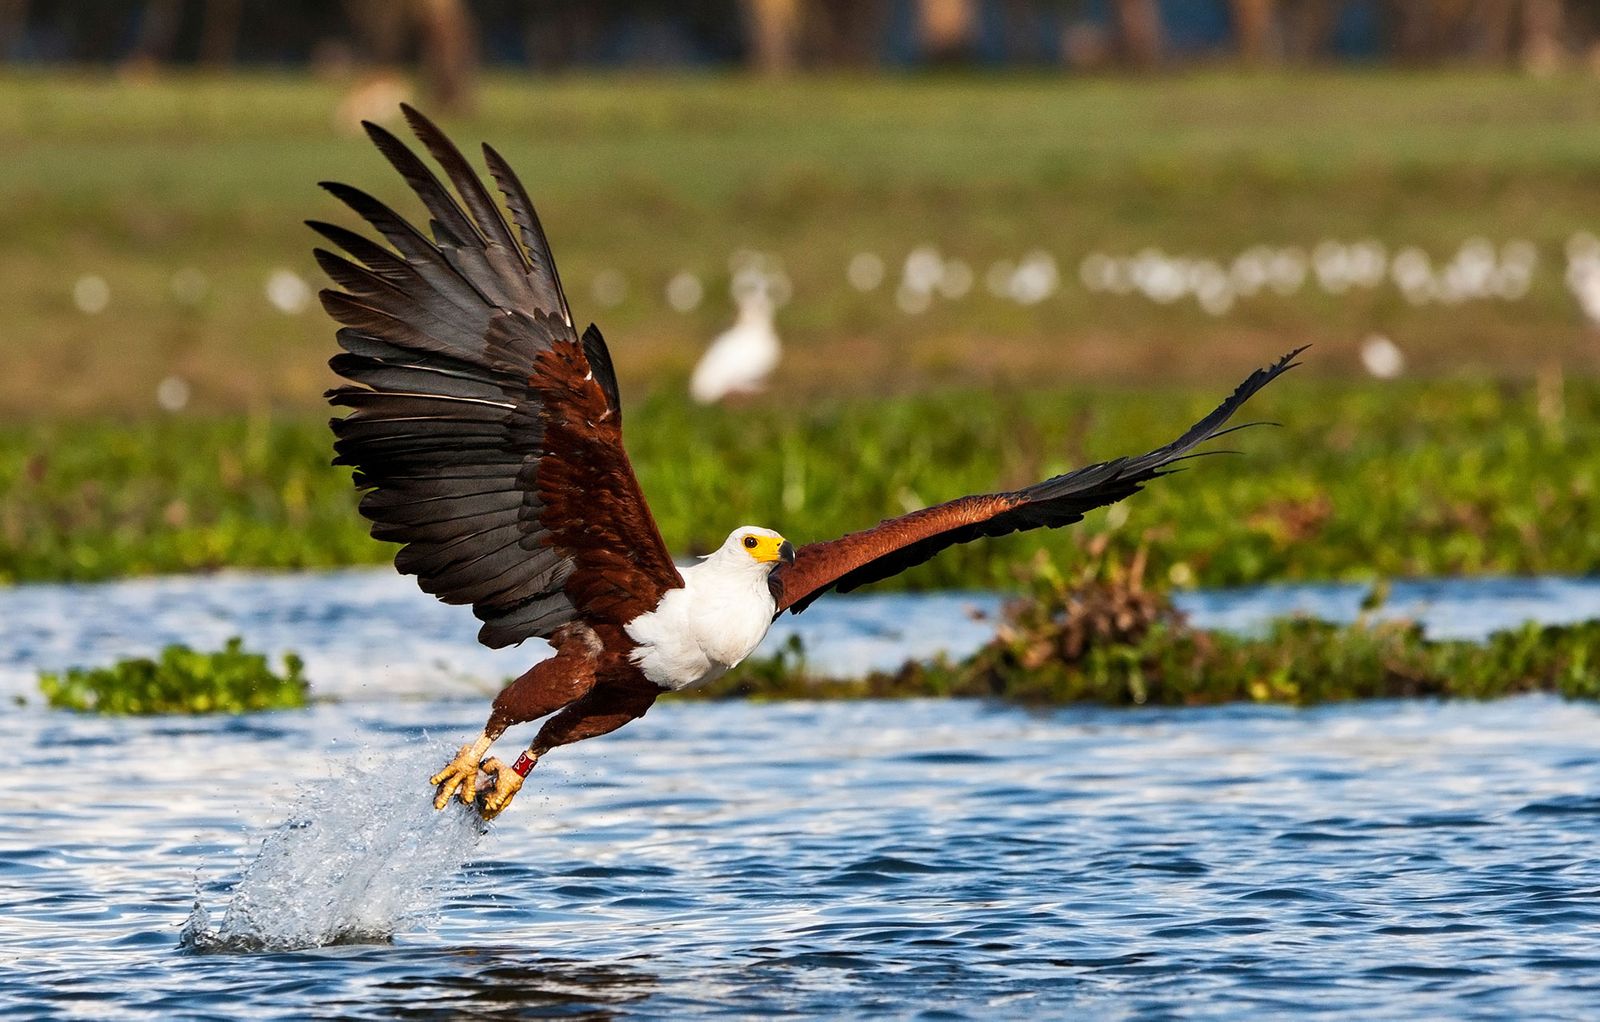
[38,637,308,714]
[695,550,1600,706]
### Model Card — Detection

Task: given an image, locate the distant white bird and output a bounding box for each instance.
[690,277,781,404]
[1360,335,1405,379]
[1569,260,1600,325]
[72,274,110,314]
[1565,240,1600,325]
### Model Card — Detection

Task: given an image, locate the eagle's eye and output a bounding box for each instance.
[742,536,758,549]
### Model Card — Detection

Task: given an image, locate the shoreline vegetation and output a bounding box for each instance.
[692,549,1600,706]
[3,377,1596,588]
[37,553,1599,715]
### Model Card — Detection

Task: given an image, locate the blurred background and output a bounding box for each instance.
[1,0,1598,585]
[12,9,1600,1008]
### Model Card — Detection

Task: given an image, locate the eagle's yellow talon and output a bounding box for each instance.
[476,756,524,821]
[431,741,486,810]
[431,772,469,810]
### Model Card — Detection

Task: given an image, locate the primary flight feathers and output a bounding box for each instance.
[770,348,1299,614]
[314,106,678,649]
[315,105,1301,650]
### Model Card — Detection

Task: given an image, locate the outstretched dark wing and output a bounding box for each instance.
[769,348,1305,616]
[314,105,681,648]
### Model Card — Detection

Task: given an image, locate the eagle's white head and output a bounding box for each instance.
[630,525,795,691]
[710,525,795,572]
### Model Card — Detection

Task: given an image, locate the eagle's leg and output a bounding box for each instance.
[432,651,597,813]
[476,684,659,820]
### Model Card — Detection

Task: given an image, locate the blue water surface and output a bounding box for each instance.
[1,572,1598,1019]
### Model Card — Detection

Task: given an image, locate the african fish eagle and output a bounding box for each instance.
[312,107,1302,819]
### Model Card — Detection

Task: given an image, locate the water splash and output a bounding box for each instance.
[182,745,487,953]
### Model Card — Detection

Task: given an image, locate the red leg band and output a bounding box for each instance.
[512,750,537,777]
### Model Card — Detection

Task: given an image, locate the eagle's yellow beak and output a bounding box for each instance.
[746,535,796,564]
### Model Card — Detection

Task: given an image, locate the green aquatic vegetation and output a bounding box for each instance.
[691,553,1600,706]
[1,376,1596,587]
[941,613,1600,707]
[38,637,308,714]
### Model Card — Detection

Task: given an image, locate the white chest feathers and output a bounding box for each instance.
[625,555,778,691]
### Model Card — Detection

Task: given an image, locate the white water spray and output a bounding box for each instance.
[182,745,487,952]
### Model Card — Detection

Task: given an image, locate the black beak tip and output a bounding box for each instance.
[779,540,796,564]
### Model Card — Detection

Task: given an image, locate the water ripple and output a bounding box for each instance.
[3,695,1598,1018]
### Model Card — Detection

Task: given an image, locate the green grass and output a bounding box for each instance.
[3,374,1596,586]
[5,70,1600,418]
[38,637,308,714]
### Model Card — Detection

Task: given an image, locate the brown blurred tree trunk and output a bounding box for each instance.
[1467,0,1518,60]
[127,0,181,66]
[1429,0,1513,58]
[345,0,407,63]
[918,0,977,62]
[1283,0,1340,62]
[742,0,801,74]
[523,4,604,71]
[0,0,29,58]
[1386,1,1437,60]
[414,0,475,111]
[342,0,475,112]
[1112,0,1164,68]
[199,0,241,69]
[1388,0,1520,61]
[1522,0,1566,73]
[806,0,888,67]
[996,0,1041,63]
[1232,0,1281,63]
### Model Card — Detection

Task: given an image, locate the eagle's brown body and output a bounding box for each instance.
[314,106,1302,818]
[485,628,654,753]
